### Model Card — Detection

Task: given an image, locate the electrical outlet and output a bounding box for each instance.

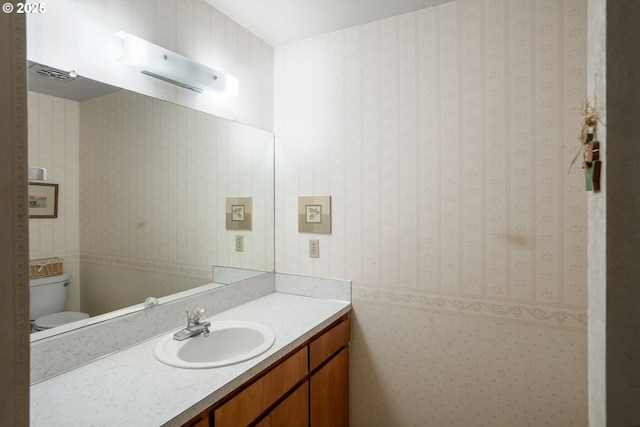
[309,239,319,258]
[235,235,244,252]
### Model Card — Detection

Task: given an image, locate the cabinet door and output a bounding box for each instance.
[269,381,309,427]
[215,348,307,427]
[310,347,349,427]
[185,416,209,427]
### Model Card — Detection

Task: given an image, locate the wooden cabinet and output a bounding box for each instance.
[182,314,349,427]
[309,316,350,427]
[310,348,349,427]
[214,348,308,427]
[183,415,210,427]
[309,316,350,371]
[262,381,309,427]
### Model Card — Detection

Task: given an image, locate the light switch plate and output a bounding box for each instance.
[235,235,244,252]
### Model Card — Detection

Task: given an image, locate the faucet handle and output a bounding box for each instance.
[189,307,206,324]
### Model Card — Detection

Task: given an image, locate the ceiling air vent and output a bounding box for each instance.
[34,67,76,81]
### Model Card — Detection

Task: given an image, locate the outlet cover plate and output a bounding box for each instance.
[309,239,319,258]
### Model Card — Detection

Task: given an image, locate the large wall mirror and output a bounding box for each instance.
[28,62,274,341]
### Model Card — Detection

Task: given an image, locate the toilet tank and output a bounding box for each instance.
[29,273,71,320]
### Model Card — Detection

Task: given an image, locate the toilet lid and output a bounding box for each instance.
[34,311,89,329]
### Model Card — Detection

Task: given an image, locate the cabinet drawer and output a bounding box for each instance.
[309,317,350,371]
[214,347,308,427]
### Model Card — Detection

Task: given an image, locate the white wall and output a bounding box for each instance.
[275,0,588,425]
[587,0,606,423]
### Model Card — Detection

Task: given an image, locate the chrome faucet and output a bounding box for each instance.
[173,307,211,341]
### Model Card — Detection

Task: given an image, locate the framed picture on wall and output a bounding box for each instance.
[28,183,58,218]
[298,195,331,234]
[226,197,252,230]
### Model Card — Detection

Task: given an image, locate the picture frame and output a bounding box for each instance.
[298,195,331,234]
[28,183,59,218]
[226,197,252,230]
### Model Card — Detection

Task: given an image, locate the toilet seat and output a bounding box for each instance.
[34,311,89,330]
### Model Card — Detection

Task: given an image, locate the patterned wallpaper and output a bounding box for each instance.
[28,89,274,315]
[350,302,587,426]
[275,0,587,330]
[79,89,273,314]
[275,1,588,424]
[28,91,82,310]
[28,92,81,258]
[79,89,274,266]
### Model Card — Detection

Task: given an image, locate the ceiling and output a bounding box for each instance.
[203,0,454,46]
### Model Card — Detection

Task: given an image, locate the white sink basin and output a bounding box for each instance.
[154,320,275,369]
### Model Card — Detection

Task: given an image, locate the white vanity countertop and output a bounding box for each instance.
[30,292,351,427]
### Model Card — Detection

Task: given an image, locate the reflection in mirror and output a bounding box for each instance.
[27,63,274,341]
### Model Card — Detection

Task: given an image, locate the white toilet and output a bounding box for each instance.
[29,273,89,331]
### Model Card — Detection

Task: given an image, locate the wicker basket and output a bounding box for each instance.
[29,257,64,279]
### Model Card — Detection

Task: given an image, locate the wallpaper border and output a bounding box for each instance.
[80,254,213,280]
[354,284,587,331]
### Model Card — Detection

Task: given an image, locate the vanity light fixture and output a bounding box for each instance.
[115,31,239,97]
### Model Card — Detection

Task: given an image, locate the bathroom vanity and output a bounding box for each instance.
[189,314,349,427]
[30,275,351,427]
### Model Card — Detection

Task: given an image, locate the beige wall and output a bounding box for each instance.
[0,12,29,427]
[27,89,274,316]
[274,0,588,425]
[27,92,81,311]
[78,90,273,315]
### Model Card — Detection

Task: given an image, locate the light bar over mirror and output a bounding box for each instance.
[115,31,239,97]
